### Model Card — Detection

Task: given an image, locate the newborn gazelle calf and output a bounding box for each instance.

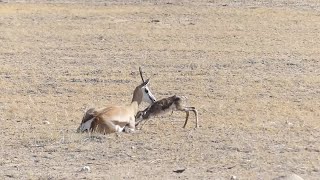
[135,95,199,128]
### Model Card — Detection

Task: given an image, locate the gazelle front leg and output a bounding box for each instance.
[135,117,150,130]
[135,109,152,130]
[135,111,144,127]
[123,117,136,133]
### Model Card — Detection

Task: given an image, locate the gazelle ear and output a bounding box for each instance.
[142,79,150,86]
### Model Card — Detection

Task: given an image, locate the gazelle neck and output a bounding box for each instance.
[131,85,143,105]
[131,86,142,114]
[130,101,139,114]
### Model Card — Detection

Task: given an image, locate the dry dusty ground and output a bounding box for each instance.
[0,1,320,179]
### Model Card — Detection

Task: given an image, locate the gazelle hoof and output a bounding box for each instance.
[124,126,135,133]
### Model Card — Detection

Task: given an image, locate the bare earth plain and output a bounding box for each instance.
[0,1,319,179]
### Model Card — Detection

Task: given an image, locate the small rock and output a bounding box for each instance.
[151,19,160,23]
[285,120,293,126]
[173,168,185,173]
[231,175,237,180]
[5,175,14,178]
[81,166,91,172]
[43,121,50,125]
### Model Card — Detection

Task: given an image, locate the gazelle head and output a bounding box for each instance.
[139,79,156,104]
[139,67,156,104]
[77,108,95,133]
[132,67,156,104]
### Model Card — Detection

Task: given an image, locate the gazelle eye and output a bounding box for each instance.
[145,89,149,93]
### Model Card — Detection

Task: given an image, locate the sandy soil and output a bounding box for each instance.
[0,1,319,179]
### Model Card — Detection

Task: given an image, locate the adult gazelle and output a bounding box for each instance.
[77,67,156,134]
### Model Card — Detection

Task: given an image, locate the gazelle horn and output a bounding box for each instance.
[139,66,145,83]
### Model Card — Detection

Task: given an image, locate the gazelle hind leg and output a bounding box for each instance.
[192,109,199,128]
[180,107,198,128]
[95,120,120,134]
